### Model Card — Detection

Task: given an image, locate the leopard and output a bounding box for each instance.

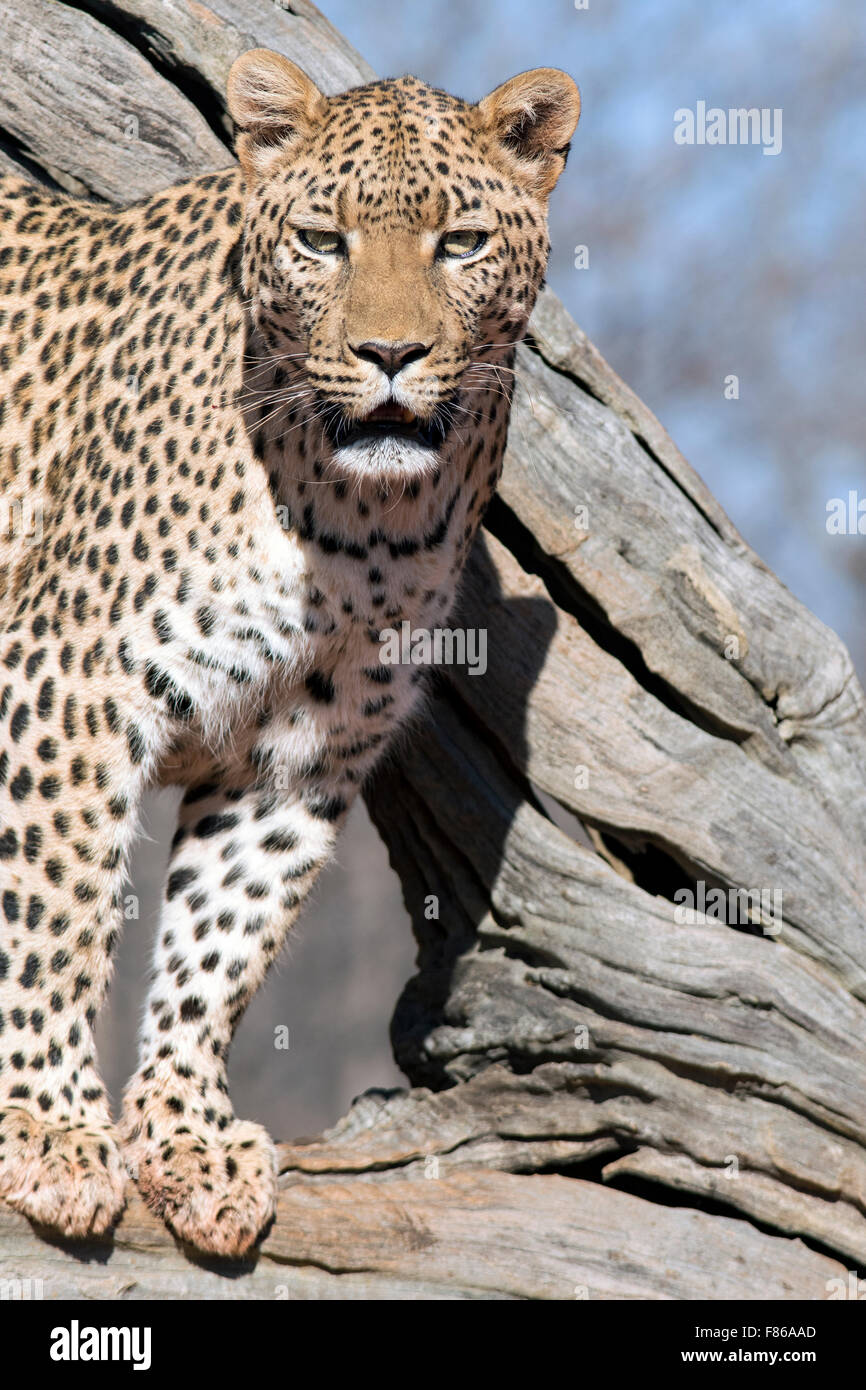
[0,48,580,1256]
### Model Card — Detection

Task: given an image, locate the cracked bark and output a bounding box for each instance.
[1,0,863,1300]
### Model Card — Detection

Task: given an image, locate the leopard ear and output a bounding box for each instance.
[478,68,580,197]
[227,49,327,181]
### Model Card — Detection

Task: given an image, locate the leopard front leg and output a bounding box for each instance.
[121,760,349,1256]
[0,664,165,1239]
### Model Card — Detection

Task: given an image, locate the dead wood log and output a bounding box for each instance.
[0,0,863,1300]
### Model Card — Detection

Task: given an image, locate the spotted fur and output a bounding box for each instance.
[0,52,579,1254]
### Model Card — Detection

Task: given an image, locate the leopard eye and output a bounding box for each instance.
[297,228,344,255]
[439,229,488,259]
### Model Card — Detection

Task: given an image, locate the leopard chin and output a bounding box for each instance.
[323,398,450,481]
[330,431,443,482]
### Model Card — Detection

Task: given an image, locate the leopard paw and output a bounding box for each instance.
[0,1105,126,1238]
[123,1114,277,1257]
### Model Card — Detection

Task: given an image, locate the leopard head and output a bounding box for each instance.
[228,50,580,480]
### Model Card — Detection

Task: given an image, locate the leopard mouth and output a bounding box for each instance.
[329,402,447,450]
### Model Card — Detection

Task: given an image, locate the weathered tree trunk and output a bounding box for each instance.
[1,0,863,1300]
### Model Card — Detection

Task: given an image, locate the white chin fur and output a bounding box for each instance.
[331,435,440,482]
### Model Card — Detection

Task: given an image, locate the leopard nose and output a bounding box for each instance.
[350,340,432,379]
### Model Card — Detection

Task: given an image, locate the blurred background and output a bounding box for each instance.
[98,0,866,1139]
